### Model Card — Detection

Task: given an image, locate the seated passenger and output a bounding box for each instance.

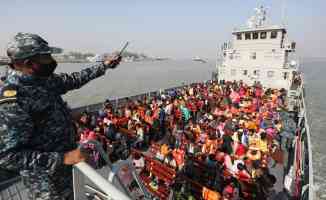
[155,150,164,161]
[222,184,235,200]
[246,147,262,161]
[222,134,233,155]
[160,143,170,158]
[235,163,251,182]
[217,151,232,172]
[231,159,244,175]
[134,123,144,149]
[258,132,268,153]
[132,153,145,174]
[173,148,185,170]
[186,141,197,156]
[164,152,177,169]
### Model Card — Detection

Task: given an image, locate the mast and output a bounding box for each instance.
[281,0,287,27]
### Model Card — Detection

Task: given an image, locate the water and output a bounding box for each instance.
[301,61,326,199]
[58,60,216,108]
[1,60,326,199]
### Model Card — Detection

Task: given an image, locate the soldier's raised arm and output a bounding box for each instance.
[48,55,121,95]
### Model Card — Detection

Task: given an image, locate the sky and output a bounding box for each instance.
[0,0,325,59]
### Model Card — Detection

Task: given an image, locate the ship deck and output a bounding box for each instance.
[0,81,299,200]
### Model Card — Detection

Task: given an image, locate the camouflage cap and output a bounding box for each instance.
[6,32,54,61]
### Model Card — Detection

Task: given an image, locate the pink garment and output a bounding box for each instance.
[230,91,240,104]
[266,128,275,138]
[255,88,262,97]
[87,131,97,140]
[239,87,246,98]
[224,154,233,171]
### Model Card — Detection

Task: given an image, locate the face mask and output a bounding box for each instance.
[31,60,57,77]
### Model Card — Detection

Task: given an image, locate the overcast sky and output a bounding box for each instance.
[0,0,325,59]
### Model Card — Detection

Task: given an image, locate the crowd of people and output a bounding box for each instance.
[76,80,295,200]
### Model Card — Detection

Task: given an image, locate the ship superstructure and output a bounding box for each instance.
[217,6,297,91]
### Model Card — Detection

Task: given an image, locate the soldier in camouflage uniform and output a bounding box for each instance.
[0,33,121,200]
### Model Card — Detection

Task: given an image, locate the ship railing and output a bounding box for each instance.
[71,84,188,117]
[295,83,314,199]
[73,162,131,200]
[73,140,132,200]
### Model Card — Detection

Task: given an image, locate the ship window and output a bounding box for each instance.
[231,69,237,76]
[237,33,242,40]
[243,70,248,75]
[283,72,289,80]
[250,52,257,59]
[260,32,267,39]
[253,70,260,76]
[267,71,274,78]
[272,49,276,53]
[253,32,259,40]
[271,31,278,39]
[245,33,251,40]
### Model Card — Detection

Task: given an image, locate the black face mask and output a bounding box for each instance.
[32,60,57,77]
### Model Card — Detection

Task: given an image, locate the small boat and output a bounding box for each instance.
[192,56,207,63]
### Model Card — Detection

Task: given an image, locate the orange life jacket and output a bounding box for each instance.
[202,187,221,200]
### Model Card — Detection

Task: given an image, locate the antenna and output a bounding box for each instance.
[281,0,287,27]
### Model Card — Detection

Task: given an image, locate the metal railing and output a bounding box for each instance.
[73,162,131,200]
[73,140,132,200]
[298,87,315,200]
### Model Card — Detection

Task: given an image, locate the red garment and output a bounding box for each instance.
[117,117,129,126]
[174,107,182,120]
[235,143,246,157]
[173,149,185,167]
[197,100,204,110]
[237,170,251,182]
[224,185,234,194]
[187,102,197,112]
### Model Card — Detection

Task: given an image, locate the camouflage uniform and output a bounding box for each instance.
[0,33,111,200]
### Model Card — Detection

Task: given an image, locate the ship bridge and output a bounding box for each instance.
[217,6,298,91]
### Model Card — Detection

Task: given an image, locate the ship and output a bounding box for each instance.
[192,56,207,63]
[0,5,314,200]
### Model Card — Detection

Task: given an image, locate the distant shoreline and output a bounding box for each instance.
[56,59,169,64]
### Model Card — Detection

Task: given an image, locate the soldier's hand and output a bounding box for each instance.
[104,54,122,69]
[63,149,87,165]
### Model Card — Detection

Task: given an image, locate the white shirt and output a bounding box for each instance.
[232,159,244,175]
[133,157,145,169]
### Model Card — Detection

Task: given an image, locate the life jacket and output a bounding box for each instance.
[174,107,182,120]
[202,187,221,200]
[173,149,185,167]
[160,144,170,157]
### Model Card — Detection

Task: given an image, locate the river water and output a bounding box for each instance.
[1,60,325,199]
